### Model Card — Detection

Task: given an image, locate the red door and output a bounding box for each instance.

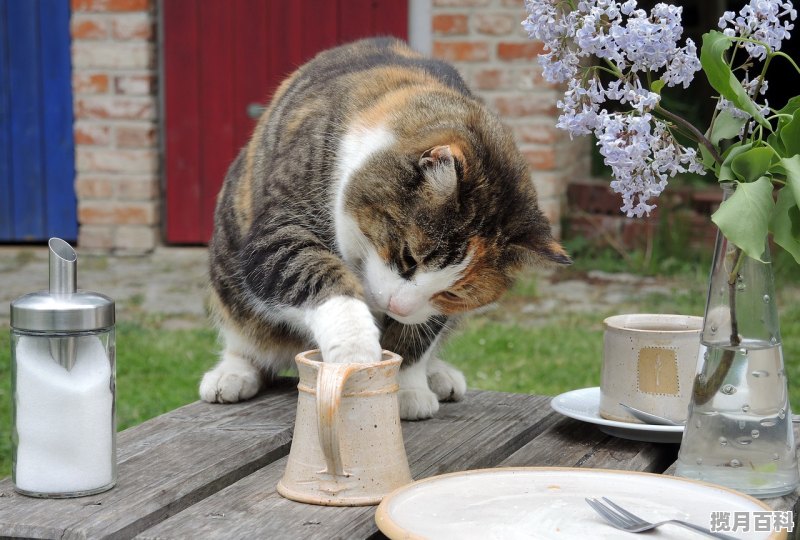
[163,0,409,244]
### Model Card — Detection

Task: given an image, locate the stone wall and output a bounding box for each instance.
[430,0,590,238]
[68,0,585,251]
[71,0,159,253]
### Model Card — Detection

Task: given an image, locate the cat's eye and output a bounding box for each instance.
[422,250,438,265]
[401,245,417,270]
[439,291,461,302]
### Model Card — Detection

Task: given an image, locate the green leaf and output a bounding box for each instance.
[711,177,775,260]
[770,187,800,264]
[768,132,786,155]
[651,79,666,94]
[780,109,800,157]
[730,147,777,182]
[699,143,717,169]
[781,155,800,211]
[709,108,747,145]
[700,31,770,129]
[718,143,753,182]
[778,95,800,116]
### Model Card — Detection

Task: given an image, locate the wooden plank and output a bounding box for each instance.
[163,0,201,244]
[7,0,45,240]
[499,414,678,473]
[136,391,557,539]
[338,0,374,44]
[265,0,307,101]
[302,0,338,58]
[198,0,235,242]
[373,0,409,40]
[232,0,267,147]
[0,0,13,240]
[287,0,306,69]
[0,381,298,539]
[39,0,77,241]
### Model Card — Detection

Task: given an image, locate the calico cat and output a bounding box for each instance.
[199,37,570,420]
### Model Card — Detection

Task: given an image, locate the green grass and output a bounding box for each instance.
[114,321,218,430]
[441,313,604,395]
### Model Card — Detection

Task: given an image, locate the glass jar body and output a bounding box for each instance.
[676,185,799,497]
[11,327,117,498]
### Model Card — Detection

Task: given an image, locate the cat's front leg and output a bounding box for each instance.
[305,296,382,363]
[199,350,262,403]
[199,325,265,404]
[427,358,467,402]
[397,357,440,420]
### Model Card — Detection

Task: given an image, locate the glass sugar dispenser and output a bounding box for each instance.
[10,238,116,498]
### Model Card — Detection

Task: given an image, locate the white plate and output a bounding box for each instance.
[375,467,784,540]
[551,387,684,443]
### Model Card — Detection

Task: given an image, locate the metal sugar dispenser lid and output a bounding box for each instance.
[10,238,115,370]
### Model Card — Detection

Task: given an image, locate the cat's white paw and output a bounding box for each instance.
[307,296,382,363]
[427,358,467,402]
[199,355,261,403]
[322,339,382,364]
[397,360,439,420]
[399,387,440,420]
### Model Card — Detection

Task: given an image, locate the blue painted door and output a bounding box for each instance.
[0,0,77,242]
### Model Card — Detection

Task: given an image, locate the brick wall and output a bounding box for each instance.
[430,0,589,237]
[71,0,159,254]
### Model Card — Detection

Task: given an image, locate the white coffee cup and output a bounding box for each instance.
[600,314,703,424]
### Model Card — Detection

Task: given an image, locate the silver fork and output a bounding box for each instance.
[585,497,739,539]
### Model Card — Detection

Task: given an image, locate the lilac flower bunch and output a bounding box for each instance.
[524,0,704,217]
[523,0,800,266]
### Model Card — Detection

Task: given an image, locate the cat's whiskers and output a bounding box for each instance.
[418,320,437,344]
[410,323,426,362]
[397,323,418,361]
[433,317,455,334]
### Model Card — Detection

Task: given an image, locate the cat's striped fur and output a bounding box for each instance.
[200,38,570,420]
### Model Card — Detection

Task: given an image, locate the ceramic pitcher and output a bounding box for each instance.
[277,350,413,506]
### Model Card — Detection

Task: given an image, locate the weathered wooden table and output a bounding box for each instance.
[1,379,798,539]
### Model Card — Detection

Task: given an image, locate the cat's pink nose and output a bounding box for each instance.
[388,296,412,317]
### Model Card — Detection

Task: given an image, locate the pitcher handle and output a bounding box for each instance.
[316,362,356,477]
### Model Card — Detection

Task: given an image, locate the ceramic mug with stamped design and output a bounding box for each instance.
[600,314,704,424]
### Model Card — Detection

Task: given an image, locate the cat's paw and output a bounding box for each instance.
[323,339,382,364]
[427,358,467,402]
[397,360,439,420]
[398,387,440,420]
[199,357,261,403]
[309,296,382,363]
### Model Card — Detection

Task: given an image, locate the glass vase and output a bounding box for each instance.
[675,183,799,498]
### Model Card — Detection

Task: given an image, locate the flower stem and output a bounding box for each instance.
[655,106,723,165]
[692,246,743,405]
[773,51,800,76]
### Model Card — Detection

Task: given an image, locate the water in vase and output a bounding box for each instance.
[676,340,799,497]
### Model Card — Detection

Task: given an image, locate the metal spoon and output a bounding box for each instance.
[619,403,684,426]
[621,402,800,426]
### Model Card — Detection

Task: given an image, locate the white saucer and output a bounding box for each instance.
[551,387,684,443]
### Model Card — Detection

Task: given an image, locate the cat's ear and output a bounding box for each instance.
[511,235,572,266]
[419,145,458,199]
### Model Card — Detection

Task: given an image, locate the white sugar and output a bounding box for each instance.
[14,335,114,494]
